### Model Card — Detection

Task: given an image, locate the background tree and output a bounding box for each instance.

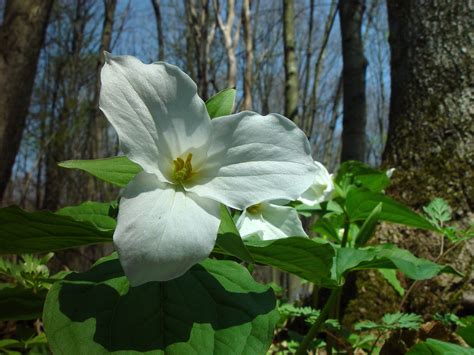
[339,0,367,162]
[0,0,54,202]
[383,0,473,315]
[282,0,299,123]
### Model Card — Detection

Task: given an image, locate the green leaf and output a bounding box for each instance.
[457,316,474,347]
[0,285,47,321]
[244,238,336,287]
[346,190,435,230]
[58,156,142,187]
[205,88,236,118]
[354,203,382,247]
[378,269,405,296]
[56,201,117,231]
[333,244,459,283]
[312,218,340,242]
[407,338,474,354]
[44,255,278,354]
[355,312,422,331]
[336,161,391,193]
[0,205,112,255]
[215,205,254,263]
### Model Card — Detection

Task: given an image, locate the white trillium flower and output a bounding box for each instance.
[236,202,308,241]
[99,53,317,286]
[386,168,396,178]
[298,161,334,206]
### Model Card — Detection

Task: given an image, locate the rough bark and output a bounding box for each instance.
[344,0,474,323]
[282,0,299,124]
[151,0,165,61]
[241,0,253,110]
[339,0,367,162]
[0,0,53,202]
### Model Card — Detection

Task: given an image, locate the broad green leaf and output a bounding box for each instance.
[205,88,236,118]
[457,316,474,347]
[333,244,459,283]
[0,285,47,321]
[312,218,340,242]
[57,201,117,231]
[378,269,405,296]
[336,160,390,193]
[244,237,336,287]
[44,255,278,354]
[0,205,112,255]
[354,203,382,247]
[346,190,435,230]
[407,338,474,354]
[215,205,254,263]
[58,156,142,187]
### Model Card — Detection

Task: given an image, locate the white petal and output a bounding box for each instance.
[237,203,307,240]
[99,53,212,181]
[298,161,334,206]
[114,172,220,286]
[186,112,317,209]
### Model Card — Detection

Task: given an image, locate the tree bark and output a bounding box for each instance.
[0,0,53,202]
[384,0,473,214]
[241,0,253,110]
[151,0,165,61]
[214,0,240,89]
[91,0,116,160]
[339,0,367,162]
[344,0,474,324]
[282,0,299,124]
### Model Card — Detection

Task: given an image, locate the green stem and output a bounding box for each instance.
[341,217,350,247]
[296,288,341,355]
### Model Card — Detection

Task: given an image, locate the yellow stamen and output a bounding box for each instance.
[247,203,262,215]
[173,153,194,183]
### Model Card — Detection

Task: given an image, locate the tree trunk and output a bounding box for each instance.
[383,0,473,313]
[151,0,165,61]
[241,0,253,110]
[0,0,53,202]
[91,0,116,160]
[214,0,240,88]
[282,0,299,124]
[384,0,473,213]
[339,0,367,162]
[344,0,474,324]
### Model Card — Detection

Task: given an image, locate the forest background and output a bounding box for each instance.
[0,0,472,335]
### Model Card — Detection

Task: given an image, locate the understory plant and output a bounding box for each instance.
[0,54,472,354]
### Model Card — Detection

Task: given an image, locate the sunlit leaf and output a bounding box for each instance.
[205,88,236,118]
[44,255,278,354]
[59,156,142,187]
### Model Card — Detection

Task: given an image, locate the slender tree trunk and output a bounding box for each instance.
[0,0,53,202]
[186,0,215,100]
[151,0,165,61]
[339,0,367,162]
[91,0,116,160]
[282,0,299,124]
[241,0,253,110]
[214,0,240,88]
[300,0,314,134]
[307,0,338,138]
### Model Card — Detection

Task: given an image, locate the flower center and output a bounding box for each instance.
[172,153,194,183]
[247,203,263,215]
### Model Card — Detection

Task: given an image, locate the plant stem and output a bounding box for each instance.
[341,218,350,247]
[296,287,341,355]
